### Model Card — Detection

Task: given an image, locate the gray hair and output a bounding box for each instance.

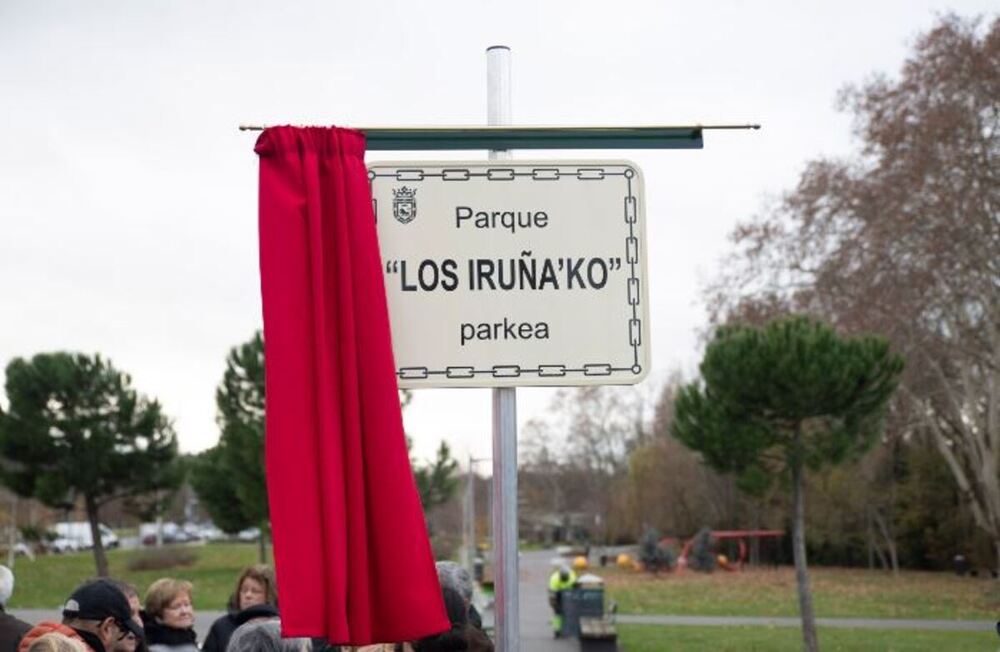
[435,561,473,603]
[0,566,13,606]
[226,619,310,652]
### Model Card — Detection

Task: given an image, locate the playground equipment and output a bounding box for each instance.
[675,529,785,571]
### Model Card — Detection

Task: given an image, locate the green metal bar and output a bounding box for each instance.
[363,126,708,150]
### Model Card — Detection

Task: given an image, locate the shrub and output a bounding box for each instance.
[126,547,199,571]
[638,528,675,573]
[689,527,717,572]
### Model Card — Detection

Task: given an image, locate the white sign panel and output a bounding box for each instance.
[369,160,650,388]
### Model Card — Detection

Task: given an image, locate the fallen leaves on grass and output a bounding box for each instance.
[601,565,1000,619]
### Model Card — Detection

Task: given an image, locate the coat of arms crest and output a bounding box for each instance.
[392,186,417,224]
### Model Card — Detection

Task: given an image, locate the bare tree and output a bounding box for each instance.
[518,385,658,544]
[709,15,1000,572]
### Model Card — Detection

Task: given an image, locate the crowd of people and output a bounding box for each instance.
[0,562,492,652]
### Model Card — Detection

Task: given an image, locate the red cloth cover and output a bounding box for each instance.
[255,126,449,645]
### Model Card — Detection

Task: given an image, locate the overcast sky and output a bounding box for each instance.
[1,1,994,466]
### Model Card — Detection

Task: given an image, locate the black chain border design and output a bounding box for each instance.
[370,164,644,381]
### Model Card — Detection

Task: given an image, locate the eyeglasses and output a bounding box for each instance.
[109,619,132,642]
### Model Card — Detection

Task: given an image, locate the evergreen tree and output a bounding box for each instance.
[688,527,718,572]
[638,527,674,573]
[191,331,268,562]
[672,316,903,652]
[0,352,180,576]
[191,332,458,561]
[412,440,460,513]
[190,446,255,533]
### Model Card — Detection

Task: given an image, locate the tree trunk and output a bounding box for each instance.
[995,539,1000,581]
[792,459,819,652]
[887,540,899,577]
[866,510,874,570]
[869,508,899,577]
[258,521,268,564]
[85,494,109,578]
[872,540,889,571]
[871,509,898,576]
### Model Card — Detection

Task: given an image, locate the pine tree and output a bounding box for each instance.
[672,316,903,652]
[191,332,459,562]
[412,440,460,513]
[0,352,180,576]
[191,332,269,562]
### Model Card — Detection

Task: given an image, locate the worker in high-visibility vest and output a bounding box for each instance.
[548,564,577,637]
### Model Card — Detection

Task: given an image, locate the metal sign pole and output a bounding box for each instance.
[487,44,519,652]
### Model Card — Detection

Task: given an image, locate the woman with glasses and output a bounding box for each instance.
[142,580,198,652]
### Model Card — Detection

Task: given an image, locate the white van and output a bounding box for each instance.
[51,522,119,550]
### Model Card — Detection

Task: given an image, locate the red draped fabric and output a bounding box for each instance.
[255,126,449,645]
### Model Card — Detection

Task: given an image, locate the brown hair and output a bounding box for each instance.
[229,565,278,611]
[144,578,193,620]
[27,634,88,652]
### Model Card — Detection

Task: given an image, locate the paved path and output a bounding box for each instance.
[515,549,576,652]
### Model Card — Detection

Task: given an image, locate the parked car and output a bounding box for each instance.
[140,521,198,545]
[237,527,261,542]
[197,524,225,541]
[48,537,80,554]
[50,522,119,550]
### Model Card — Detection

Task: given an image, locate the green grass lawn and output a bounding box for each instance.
[8,543,267,609]
[603,566,1000,621]
[618,625,998,651]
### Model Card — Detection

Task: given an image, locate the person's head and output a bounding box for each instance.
[0,565,13,607]
[144,579,194,630]
[435,562,473,605]
[27,633,88,652]
[108,581,142,623]
[412,586,469,652]
[231,566,278,612]
[558,565,571,583]
[463,626,495,652]
[226,619,309,652]
[62,578,144,650]
[107,580,143,652]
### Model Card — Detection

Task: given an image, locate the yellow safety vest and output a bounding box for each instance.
[549,569,576,592]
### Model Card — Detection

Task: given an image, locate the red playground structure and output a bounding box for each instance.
[675,529,785,571]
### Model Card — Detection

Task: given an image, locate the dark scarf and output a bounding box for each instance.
[142,620,197,647]
[71,628,107,652]
[232,603,279,626]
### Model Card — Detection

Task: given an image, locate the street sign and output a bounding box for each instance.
[369,160,650,388]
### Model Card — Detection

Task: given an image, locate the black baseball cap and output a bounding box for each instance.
[62,579,144,638]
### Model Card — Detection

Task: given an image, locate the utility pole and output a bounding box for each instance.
[465,455,489,577]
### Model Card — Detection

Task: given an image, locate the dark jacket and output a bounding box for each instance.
[141,616,198,652]
[201,604,278,652]
[0,608,31,652]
